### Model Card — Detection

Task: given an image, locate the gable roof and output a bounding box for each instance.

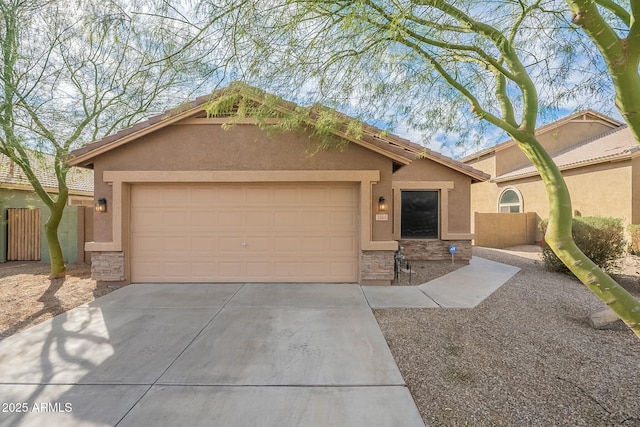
[0,151,93,195]
[69,83,489,182]
[494,126,639,182]
[459,110,623,163]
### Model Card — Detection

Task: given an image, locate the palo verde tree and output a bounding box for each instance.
[0,0,195,278]
[567,2,640,140]
[177,0,640,336]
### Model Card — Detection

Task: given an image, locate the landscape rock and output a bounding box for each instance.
[589,307,624,330]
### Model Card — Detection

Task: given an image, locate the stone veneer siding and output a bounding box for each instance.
[91,251,125,281]
[399,239,471,262]
[360,250,395,282]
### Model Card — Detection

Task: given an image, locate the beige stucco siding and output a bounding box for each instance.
[91,124,393,243]
[465,155,495,177]
[474,162,633,226]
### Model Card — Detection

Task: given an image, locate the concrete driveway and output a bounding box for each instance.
[0,283,424,426]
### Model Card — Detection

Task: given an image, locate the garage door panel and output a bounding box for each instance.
[218,211,245,227]
[301,237,327,251]
[191,237,219,252]
[191,188,219,203]
[330,236,357,252]
[131,183,359,283]
[274,188,298,202]
[218,187,244,203]
[245,187,271,203]
[163,188,190,204]
[218,262,244,278]
[164,262,190,278]
[163,237,190,252]
[191,262,218,277]
[330,187,356,202]
[192,211,218,227]
[272,237,300,252]
[331,262,357,277]
[301,212,325,226]
[134,236,164,253]
[244,237,272,252]
[273,212,300,227]
[245,211,273,227]
[330,211,356,227]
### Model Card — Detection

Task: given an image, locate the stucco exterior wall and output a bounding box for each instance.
[474,212,538,248]
[87,122,479,283]
[471,162,633,241]
[91,124,394,243]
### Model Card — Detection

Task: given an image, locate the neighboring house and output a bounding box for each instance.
[69,85,489,285]
[461,110,639,245]
[0,150,94,263]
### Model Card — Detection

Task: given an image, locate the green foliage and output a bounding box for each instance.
[540,217,626,274]
[627,224,640,255]
[203,83,360,154]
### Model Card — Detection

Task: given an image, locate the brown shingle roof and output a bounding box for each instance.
[494,126,639,182]
[0,151,93,194]
[69,83,489,182]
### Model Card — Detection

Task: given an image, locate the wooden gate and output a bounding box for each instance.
[7,208,41,261]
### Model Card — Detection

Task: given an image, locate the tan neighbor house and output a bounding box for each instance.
[461,110,640,246]
[69,85,488,285]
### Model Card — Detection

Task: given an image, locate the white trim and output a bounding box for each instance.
[498,187,523,213]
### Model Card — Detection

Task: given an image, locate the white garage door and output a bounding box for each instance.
[130,182,359,282]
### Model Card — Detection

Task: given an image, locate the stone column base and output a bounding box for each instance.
[360,250,395,285]
[399,240,471,261]
[91,251,125,281]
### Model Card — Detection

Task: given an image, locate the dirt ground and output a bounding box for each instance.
[0,262,119,340]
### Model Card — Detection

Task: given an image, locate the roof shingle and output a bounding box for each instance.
[0,151,93,194]
[494,126,638,181]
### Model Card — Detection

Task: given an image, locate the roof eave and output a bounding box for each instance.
[493,153,635,183]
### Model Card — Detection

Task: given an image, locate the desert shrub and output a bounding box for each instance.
[628,224,640,255]
[539,217,626,274]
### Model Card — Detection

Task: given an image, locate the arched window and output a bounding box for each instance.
[498,188,523,213]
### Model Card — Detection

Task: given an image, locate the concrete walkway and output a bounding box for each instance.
[0,283,425,427]
[363,257,520,308]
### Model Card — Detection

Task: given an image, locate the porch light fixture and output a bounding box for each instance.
[378,196,387,212]
[95,198,107,213]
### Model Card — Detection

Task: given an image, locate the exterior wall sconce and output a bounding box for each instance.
[95,198,107,213]
[378,196,387,212]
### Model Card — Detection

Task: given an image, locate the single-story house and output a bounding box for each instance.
[461,110,639,246]
[0,150,94,263]
[69,84,489,285]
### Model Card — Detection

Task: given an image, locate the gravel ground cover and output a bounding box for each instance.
[0,262,116,340]
[375,246,640,427]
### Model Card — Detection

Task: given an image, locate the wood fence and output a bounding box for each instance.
[7,208,41,261]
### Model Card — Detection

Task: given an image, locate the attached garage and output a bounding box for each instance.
[69,83,489,285]
[130,182,359,282]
